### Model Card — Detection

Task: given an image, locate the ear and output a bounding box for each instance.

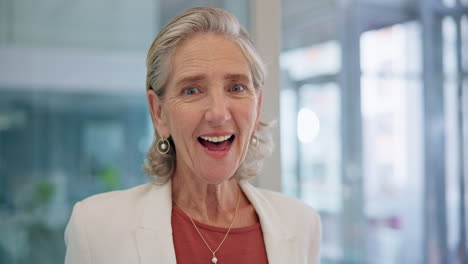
[253,89,263,132]
[147,90,170,138]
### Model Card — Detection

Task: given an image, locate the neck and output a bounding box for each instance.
[171,169,240,227]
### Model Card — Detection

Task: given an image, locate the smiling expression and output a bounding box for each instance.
[149,33,262,184]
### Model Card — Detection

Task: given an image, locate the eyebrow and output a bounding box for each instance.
[175,73,251,86]
[224,73,251,82]
[175,75,206,86]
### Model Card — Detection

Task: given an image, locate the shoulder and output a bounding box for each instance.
[68,183,158,231]
[256,188,314,212]
[256,187,320,224]
[79,183,154,209]
[65,183,167,263]
[241,182,320,229]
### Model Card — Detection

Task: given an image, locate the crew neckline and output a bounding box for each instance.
[172,204,261,234]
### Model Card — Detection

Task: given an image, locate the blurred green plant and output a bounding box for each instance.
[32,181,55,209]
[98,166,120,191]
[36,180,55,204]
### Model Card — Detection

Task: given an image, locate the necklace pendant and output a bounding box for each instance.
[211,256,218,263]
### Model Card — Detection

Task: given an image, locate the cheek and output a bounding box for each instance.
[238,101,259,134]
[165,114,186,143]
[248,98,261,122]
[165,101,193,131]
[165,105,204,156]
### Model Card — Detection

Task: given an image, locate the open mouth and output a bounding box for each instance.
[198,135,235,151]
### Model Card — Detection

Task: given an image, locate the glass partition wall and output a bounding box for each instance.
[280,0,467,263]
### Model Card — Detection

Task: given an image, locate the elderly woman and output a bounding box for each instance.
[65,7,321,264]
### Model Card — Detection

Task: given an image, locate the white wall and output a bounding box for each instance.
[251,0,282,191]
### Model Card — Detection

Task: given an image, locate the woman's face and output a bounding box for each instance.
[148,33,262,184]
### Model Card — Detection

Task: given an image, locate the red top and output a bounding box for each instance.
[171,205,269,264]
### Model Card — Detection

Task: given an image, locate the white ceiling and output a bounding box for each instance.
[281,0,419,50]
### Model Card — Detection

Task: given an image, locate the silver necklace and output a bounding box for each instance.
[173,190,241,263]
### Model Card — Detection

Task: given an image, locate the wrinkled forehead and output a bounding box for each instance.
[167,33,252,85]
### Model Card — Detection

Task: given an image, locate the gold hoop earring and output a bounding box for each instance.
[156,137,170,154]
[250,135,259,148]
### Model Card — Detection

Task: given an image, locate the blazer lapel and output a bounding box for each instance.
[135,181,177,264]
[240,181,298,264]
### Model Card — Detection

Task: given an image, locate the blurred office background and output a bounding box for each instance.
[0,0,466,263]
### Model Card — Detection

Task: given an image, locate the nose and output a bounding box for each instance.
[204,90,231,125]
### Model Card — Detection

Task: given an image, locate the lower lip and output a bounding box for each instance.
[199,140,233,159]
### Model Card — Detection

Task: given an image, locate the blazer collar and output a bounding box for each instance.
[135,180,177,264]
[135,180,297,264]
[239,181,298,264]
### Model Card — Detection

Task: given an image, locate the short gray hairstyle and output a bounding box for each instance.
[144,7,273,184]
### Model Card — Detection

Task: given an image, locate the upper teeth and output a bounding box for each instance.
[200,135,232,143]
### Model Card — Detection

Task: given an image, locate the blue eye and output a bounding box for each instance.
[182,87,199,95]
[230,83,245,92]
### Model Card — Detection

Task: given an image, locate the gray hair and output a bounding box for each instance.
[144,7,273,184]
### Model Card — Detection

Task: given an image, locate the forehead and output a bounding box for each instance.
[169,33,251,82]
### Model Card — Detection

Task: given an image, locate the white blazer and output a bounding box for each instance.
[64,180,321,264]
